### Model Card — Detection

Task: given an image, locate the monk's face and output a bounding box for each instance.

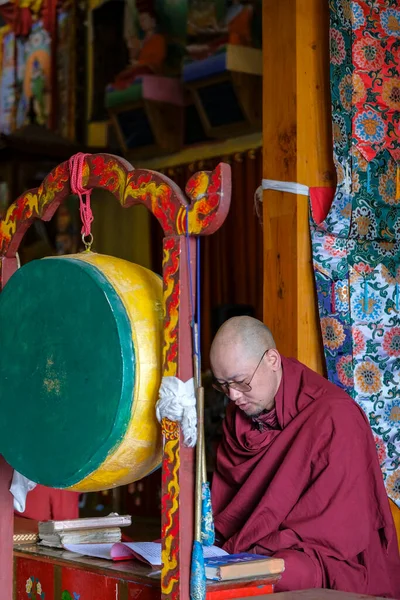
[211,345,282,417]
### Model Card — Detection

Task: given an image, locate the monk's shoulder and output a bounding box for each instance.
[304,389,369,437]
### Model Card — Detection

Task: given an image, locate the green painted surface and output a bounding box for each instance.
[105,82,143,109]
[0,258,135,488]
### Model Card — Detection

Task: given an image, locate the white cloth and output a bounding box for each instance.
[261,178,310,196]
[156,377,197,447]
[10,470,37,513]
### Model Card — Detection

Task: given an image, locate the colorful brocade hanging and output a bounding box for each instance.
[310,0,400,506]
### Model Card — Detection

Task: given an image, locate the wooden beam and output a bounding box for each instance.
[262,0,335,374]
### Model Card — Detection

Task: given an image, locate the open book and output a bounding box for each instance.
[64,541,228,568]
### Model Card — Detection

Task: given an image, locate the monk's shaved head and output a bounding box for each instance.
[210,317,281,415]
[210,316,276,364]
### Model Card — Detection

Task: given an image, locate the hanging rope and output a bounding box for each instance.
[69,153,94,251]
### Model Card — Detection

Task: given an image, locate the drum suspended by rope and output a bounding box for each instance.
[0,252,163,492]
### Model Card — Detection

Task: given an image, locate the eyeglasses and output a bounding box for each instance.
[212,350,269,395]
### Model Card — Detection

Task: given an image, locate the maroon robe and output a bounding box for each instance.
[211,357,400,598]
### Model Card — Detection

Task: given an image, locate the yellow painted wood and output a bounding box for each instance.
[262,0,335,374]
[87,122,108,147]
[91,191,152,271]
[69,253,163,491]
[136,132,262,171]
[390,499,400,550]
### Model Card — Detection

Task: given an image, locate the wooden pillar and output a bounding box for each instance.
[262,0,334,374]
[0,457,13,600]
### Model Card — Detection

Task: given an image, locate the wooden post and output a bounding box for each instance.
[0,457,13,600]
[262,0,334,374]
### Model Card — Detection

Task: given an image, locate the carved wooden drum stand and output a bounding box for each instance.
[0,154,233,599]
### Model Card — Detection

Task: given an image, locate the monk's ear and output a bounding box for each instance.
[266,348,281,372]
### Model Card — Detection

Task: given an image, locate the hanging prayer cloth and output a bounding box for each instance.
[310,0,400,507]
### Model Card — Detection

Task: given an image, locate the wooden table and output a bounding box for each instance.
[14,544,279,599]
[236,590,393,600]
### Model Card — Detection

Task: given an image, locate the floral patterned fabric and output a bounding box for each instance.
[310,0,400,507]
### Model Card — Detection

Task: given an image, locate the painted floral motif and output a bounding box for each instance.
[353,36,384,70]
[25,577,44,599]
[337,354,353,387]
[332,114,348,149]
[351,146,368,171]
[387,471,400,501]
[354,110,386,144]
[338,0,352,24]
[352,328,365,355]
[311,0,400,507]
[330,28,346,64]
[336,281,350,313]
[324,235,347,257]
[382,400,400,427]
[379,162,397,204]
[352,73,365,104]
[351,1,365,29]
[339,73,353,111]
[380,8,400,38]
[351,206,377,238]
[374,435,387,466]
[383,328,400,357]
[382,265,400,285]
[371,241,396,258]
[354,361,382,395]
[382,78,400,111]
[62,592,80,600]
[320,316,346,350]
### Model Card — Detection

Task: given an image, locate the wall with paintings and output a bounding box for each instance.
[87,0,262,156]
[0,0,80,140]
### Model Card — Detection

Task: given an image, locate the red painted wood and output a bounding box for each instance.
[14,548,276,600]
[127,581,160,599]
[206,583,274,599]
[16,557,54,599]
[174,236,195,599]
[0,457,13,600]
[61,567,118,599]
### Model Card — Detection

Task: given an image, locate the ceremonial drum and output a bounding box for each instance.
[0,253,163,492]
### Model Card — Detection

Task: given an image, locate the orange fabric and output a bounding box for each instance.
[390,499,400,551]
[228,7,252,46]
[137,33,166,72]
[15,484,79,521]
[113,33,166,90]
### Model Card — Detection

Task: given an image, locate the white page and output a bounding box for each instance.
[203,546,228,559]
[64,543,114,560]
[65,542,228,564]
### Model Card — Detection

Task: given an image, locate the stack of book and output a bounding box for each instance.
[38,514,131,549]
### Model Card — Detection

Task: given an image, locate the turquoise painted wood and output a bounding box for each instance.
[0,258,135,488]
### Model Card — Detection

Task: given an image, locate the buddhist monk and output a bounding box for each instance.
[210,316,400,598]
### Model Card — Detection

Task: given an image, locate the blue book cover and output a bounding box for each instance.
[204,552,284,581]
[204,553,271,567]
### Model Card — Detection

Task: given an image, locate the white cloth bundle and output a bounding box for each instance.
[156,376,197,447]
[10,470,37,513]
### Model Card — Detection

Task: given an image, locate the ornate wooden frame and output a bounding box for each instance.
[0,153,231,599]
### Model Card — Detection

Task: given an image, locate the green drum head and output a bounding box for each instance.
[0,258,135,488]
